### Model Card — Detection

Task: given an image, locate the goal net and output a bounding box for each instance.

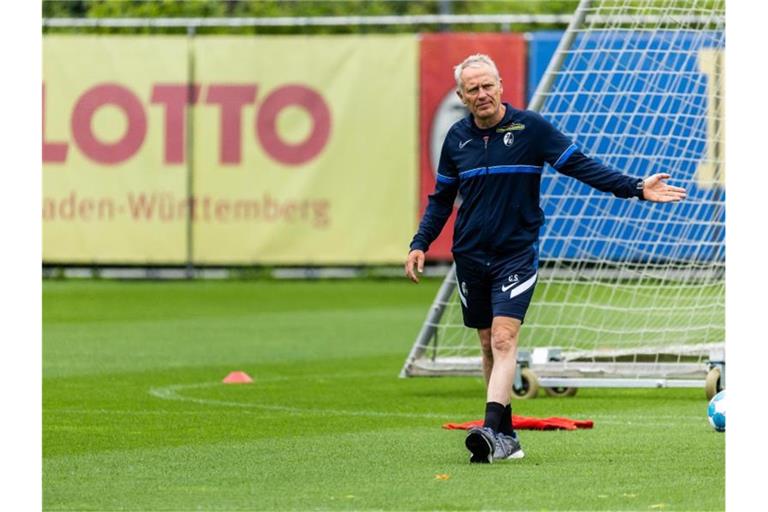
[401,0,725,393]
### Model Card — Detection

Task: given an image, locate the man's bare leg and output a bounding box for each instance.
[466,316,524,462]
[486,316,521,406]
[477,327,492,388]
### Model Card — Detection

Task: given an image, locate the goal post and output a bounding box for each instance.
[400,0,725,398]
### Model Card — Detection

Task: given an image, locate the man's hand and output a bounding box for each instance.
[642,173,687,202]
[405,250,425,283]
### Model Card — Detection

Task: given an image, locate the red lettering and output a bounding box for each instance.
[71,84,147,165]
[42,84,69,163]
[127,192,156,219]
[42,192,115,221]
[59,191,76,220]
[188,196,213,222]
[150,84,200,164]
[78,198,94,221]
[158,193,176,222]
[256,85,331,166]
[215,200,231,222]
[43,81,332,168]
[206,85,257,165]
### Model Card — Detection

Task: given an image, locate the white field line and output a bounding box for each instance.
[148,381,453,419]
[142,379,706,427]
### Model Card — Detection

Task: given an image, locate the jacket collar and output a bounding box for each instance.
[466,102,517,134]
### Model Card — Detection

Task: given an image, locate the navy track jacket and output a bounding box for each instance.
[410,104,644,260]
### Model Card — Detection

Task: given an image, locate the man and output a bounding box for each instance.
[404,54,686,464]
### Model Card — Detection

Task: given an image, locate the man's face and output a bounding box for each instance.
[457,64,504,122]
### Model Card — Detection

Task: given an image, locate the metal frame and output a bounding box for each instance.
[399,266,457,378]
[400,0,592,380]
[399,0,726,398]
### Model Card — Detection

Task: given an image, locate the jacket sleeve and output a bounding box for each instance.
[531,111,644,200]
[555,150,644,199]
[409,136,460,252]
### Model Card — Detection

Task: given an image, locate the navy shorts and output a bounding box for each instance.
[453,246,539,329]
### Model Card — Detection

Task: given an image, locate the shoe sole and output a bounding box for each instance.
[495,448,525,461]
[465,431,493,464]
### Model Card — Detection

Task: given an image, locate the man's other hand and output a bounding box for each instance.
[405,250,425,283]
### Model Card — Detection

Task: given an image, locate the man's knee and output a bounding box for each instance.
[491,322,520,353]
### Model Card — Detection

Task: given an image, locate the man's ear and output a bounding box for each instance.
[456,88,467,105]
[498,78,504,95]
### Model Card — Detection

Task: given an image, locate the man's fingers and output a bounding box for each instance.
[648,173,671,184]
[404,260,417,282]
[655,190,686,202]
[644,174,687,203]
[405,251,425,283]
[408,263,420,283]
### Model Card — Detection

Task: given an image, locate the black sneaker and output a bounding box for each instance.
[493,431,525,460]
[465,426,496,464]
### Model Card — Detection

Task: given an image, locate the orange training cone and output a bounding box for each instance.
[222,371,253,384]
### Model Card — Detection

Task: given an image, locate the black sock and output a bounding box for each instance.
[482,401,506,432]
[499,403,514,435]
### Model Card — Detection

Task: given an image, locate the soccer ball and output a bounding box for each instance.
[707,390,725,432]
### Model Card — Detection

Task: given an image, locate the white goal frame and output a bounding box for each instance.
[400,0,725,399]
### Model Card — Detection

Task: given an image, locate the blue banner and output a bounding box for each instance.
[528,30,724,263]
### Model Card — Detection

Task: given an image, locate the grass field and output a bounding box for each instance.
[43,279,724,511]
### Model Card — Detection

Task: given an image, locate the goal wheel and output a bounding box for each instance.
[705,367,722,400]
[544,386,578,398]
[512,368,539,399]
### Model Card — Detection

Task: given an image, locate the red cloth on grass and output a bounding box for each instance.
[442,415,593,431]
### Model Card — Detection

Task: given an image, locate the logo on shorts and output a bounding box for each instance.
[501,273,538,298]
[461,281,468,296]
[501,275,519,293]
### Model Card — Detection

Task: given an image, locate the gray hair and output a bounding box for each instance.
[453,54,500,91]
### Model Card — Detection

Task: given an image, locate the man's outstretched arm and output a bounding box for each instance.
[554,148,687,203]
[531,111,687,203]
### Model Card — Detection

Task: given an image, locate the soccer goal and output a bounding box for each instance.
[400,0,725,399]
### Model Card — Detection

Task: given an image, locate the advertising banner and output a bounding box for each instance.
[418,33,527,261]
[191,36,417,264]
[42,35,418,265]
[43,36,190,263]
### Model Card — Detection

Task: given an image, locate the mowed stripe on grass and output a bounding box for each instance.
[43,280,724,511]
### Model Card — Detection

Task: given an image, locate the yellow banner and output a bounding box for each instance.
[191,36,418,264]
[43,36,190,264]
[43,35,418,265]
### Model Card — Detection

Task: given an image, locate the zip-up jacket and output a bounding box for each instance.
[410,104,645,260]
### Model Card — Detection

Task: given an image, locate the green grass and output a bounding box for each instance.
[43,279,724,511]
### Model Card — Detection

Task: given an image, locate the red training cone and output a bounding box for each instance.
[222,371,253,384]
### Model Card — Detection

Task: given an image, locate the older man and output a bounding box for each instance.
[405,54,686,463]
